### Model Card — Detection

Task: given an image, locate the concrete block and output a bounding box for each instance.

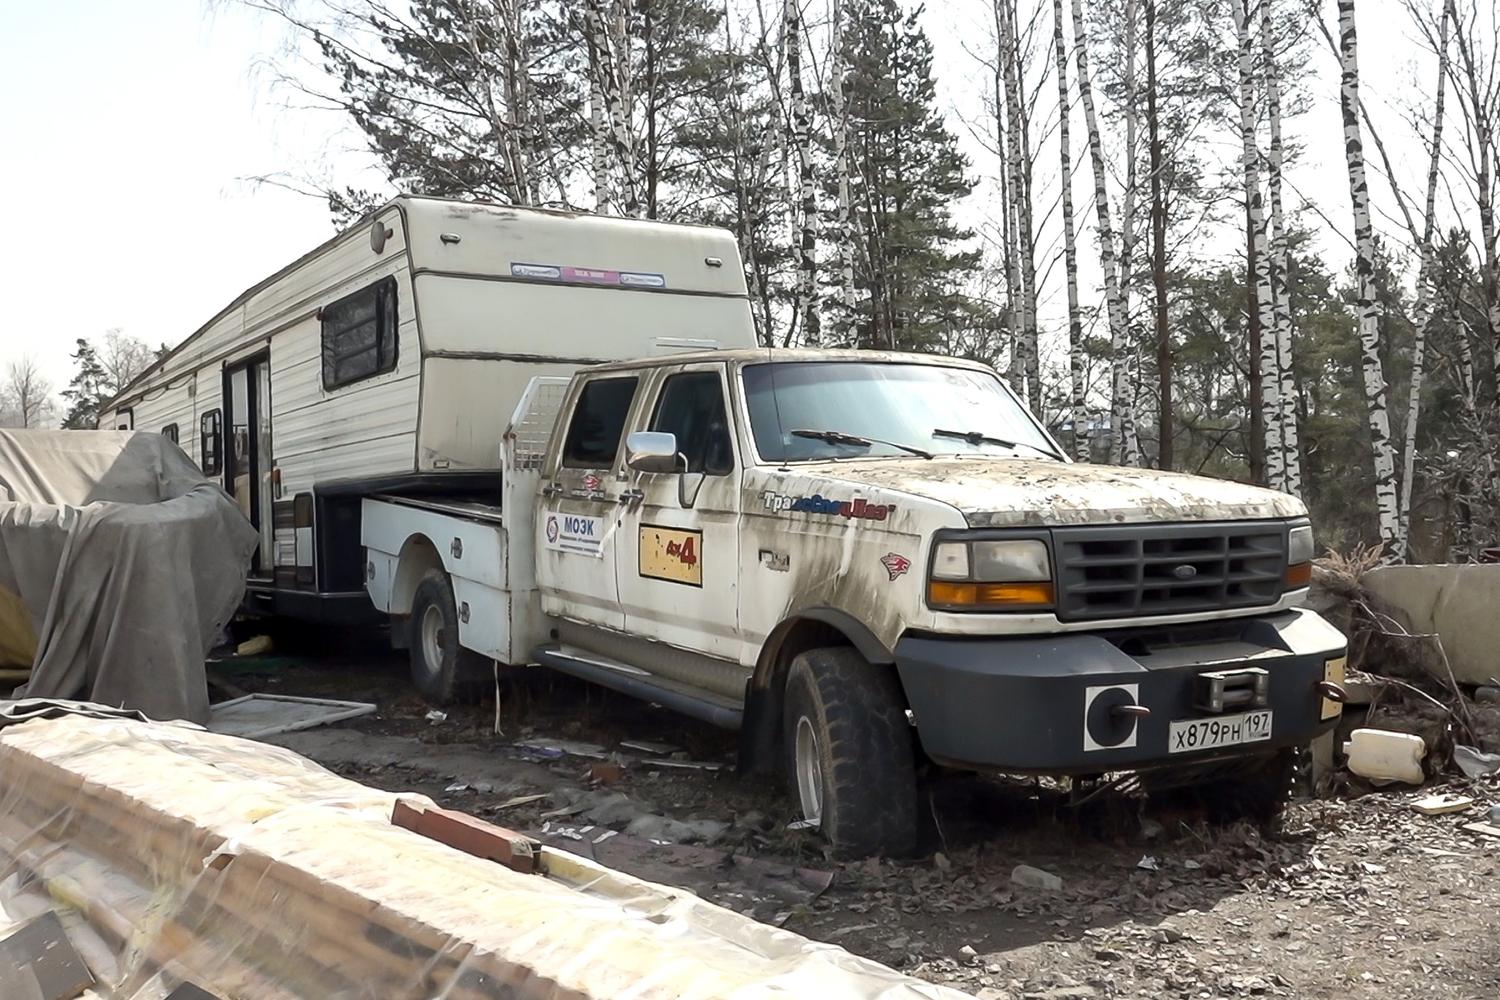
[1362,564,1500,686]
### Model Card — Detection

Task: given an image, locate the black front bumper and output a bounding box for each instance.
[895,608,1346,774]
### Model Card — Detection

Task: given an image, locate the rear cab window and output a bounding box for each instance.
[561,376,639,469]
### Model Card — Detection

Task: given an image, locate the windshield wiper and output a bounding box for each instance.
[931,428,1062,461]
[790,428,933,460]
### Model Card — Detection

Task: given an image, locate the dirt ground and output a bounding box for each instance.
[215,633,1500,1000]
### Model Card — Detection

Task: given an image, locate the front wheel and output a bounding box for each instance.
[782,647,918,858]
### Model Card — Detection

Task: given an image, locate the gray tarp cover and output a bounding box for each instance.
[0,430,257,724]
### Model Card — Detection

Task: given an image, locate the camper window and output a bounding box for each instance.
[200,409,222,475]
[162,423,179,444]
[562,377,638,468]
[321,276,398,390]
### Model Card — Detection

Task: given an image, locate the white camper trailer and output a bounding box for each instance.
[99,196,758,622]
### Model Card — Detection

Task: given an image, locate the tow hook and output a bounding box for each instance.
[1316,680,1348,703]
[1112,704,1151,719]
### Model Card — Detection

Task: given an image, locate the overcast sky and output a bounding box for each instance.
[1,0,1434,400]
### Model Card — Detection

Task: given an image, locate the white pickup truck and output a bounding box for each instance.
[363,349,1348,857]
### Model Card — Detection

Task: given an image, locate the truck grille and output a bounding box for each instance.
[1053,522,1287,622]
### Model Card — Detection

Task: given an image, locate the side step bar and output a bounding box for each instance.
[533,645,744,730]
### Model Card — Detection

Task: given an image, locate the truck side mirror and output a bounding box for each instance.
[625,431,683,474]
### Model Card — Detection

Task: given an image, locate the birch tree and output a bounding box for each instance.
[996,0,1040,412]
[1054,0,1088,460]
[1337,0,1400,550]
[785,0,819,342]
[827,0,856,337]
[1260,1,1301,496]
[1234,0,1282,490]
[1391,5,1450,560]
[1073,0,1135,465]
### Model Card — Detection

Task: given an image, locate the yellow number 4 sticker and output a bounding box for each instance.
[639,525,703,587]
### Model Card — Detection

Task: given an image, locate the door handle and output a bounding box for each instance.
[540,483,563,498]
[618,488,644,506]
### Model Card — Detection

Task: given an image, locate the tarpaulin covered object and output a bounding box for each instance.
[0,712,975,999]
[0,430,257,724]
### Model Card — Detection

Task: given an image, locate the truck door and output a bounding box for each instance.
[536,374,642,631]
[616,364,742,662]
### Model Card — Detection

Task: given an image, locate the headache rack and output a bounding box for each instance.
[1052,521,1288,622]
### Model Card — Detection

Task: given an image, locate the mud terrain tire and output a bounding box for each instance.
[409,570,487,705]
[783,647,918,858]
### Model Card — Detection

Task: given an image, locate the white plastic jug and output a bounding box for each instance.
[1343,728,1426,785]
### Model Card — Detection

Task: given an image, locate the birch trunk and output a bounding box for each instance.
[585,3,612,213]
[1146,0,1170,470]
[1444,0,1500,392]
[1073,0,1132,465]
[829,0,854,339]
[785,0,819,343]
[1260,1,1301,497]
[1114,0,1140,466]
[1235,0,1281,491]
[1053,0,1088,460]
[993,3,1024,394]
[996,0,1030,402]
[1396,5,1449,560]
[1337,0,1400,551]
[1002,0,1041,412]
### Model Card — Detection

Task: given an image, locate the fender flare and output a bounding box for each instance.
[739,608,897,774]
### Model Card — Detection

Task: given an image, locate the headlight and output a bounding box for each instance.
[972,540,1050,581]
[1286,523,1314,588]
[928,538,1054,611]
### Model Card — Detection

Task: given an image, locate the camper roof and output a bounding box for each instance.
[103,196,747,411]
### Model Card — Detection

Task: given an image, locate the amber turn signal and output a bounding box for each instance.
[1285,561,1312,588]
[928,580,1055,609]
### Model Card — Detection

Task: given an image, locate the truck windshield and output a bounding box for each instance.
[742,361,1061,463]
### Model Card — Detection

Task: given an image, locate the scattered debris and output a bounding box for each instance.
[641,757,725,772]
[1413,793,1474,816]
[620,739,682,755]
[1461,821,1500,840]
[207,693,376,739]
[492,793,547,811]
[424,710,447,724]
[589,761,626,785]
[1490,803,1500,823]
[1344,728,1427,784]
[1454,744,1500,779]
[0,911,94,1000]
[235,635,273,657]
[786,818,819,831]
[1010,864,1063,893]
[1136,855,1160,871]
[444,782,470,793]
[514,737,609,759]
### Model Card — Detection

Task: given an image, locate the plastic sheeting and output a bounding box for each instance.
[0,712,975,1000]
[0,430,257,724]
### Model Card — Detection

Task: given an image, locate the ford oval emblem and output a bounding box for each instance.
[1172,563,1198,580]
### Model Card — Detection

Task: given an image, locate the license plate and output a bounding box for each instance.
[1168,710,1273,754]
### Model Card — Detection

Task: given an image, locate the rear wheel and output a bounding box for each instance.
[409,570,487,705]
[782,647,918,858]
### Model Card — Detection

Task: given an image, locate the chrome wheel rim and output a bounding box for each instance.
[420,604,445,674]
[794,716,823,826]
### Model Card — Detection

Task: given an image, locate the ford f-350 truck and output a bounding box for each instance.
[363,349,1348,857]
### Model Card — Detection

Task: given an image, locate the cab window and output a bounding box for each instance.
[562,376,637,468]
[650,371,733,475]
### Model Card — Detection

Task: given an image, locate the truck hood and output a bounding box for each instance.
[797,457,1305,527]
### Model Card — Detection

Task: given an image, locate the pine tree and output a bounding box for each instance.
[839,0,978,351]
[62,338,107,430]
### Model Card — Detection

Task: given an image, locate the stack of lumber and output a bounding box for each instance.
[0,714,972,1000]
